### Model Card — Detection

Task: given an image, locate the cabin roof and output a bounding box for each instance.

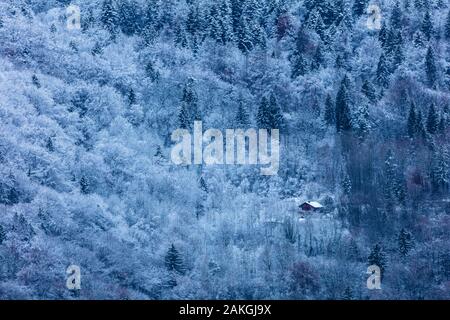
[301,201,324,208]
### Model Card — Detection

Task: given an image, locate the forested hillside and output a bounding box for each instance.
[0,0,450,299]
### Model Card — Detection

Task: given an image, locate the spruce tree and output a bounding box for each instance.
[291,54,308,78]
[425,46,437,89]
[390,1,402,30]
[407,102,417,138]
[101,0,119,37]
[398,228,413,257]
[352,0,368,17]
[0,225,6,244]
[421,11,434,41]
[177,103,190,129]
[335,77,352,132]
[199,177,208,193]
[376,54,390,88]
[324,94,335,125]
[80,176,89,194]
[426,103,439,134]
[257,96,271,129]
[311,44,325,70]
[268,93,283,129]
[361,79,377,103]
[32,74,41,88]
[235,102,250,127]
[445,10,450,40]
[368,243,387,279]
[46,137,55,152]
[165,244,185,274]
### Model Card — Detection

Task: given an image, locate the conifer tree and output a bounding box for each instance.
[368,243,387,279]
[0,224,5,244]
[425,46,437,89]
[398,228,413,257]
[165,244,185,274]
[361,79,377,103]
[376,54,390,88]
[352,0,368,17]
[101,0,119,37]
[335,77,352,132]
[426,103,439,134]
[407,102,417,138]
[235,102,250,127]
[80,176,89,194]
[445,10,450,40]
[291,54,308,78]
[257,96,271,129]
[324,94,335,125]
[421,11,434,41]
[32,74,41,88]
[390,1,402,29]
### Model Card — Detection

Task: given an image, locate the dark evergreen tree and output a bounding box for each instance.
[127,88,136,106]
[145,61,160,82]
[407,102,417,138]
[235,102,250,127]
[445,10,450,40]
[376,54,390,88]
[165,244,185,274]
[390,1,402,29]
[431,148,449,193]
[268,93,283,129]
[352,0,368,17]
[425,46,437,88]
[324,94,335,125]
[80,176,89,194]
[177,103,190,129]
[311,44,325,70]
[361,79,377,103]
[46,137,54,152]
[199,177,208,193]
[398,228,413,257]
[426,103,439,134]
[101,0,119,37]
[118,0,140,36]
[257,96,271,129]
[0,225,5,244]
[32,74,41,88]
[421,11,434,41]
[291,53,308,78]
[368,243,387,279]
[335,77,352,132]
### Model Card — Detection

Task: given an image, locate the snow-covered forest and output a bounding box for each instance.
[0,0,450,299]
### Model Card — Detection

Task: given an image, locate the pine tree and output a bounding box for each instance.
[368,243,387,279]
[324,94,335,125]
[291,53,308,78]
[0,224,5,244]
[416,110,427,139]
[153,145,165,165]
[235,102,250,127]
[177,103,190,129]
[426,103,439,134]
[431,148,450,193]
[257,96,271,129]
[342,286,353,300]
[335,76,352,132]
[165,244,185,274]
[407,102,417,138]
[118,0,139,36]
[80,176,89,194]
[425,46,437,89]
[32,74,41,88]
[445,10,450,40]
[376,54,390,88]
[390,1,402,29]
[145,61,160,82]
[398,228,413,257]
[268,93,283,129]
[199,177,208,193]
[46,137,54,152]
[127,88,136,106]
[421,11,434,41]
[311,44,325,70]
[101,0,119,37]
[361,79,377,103]
[352,0,368,17]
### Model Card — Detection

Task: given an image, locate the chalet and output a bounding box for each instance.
[299,201,324,213]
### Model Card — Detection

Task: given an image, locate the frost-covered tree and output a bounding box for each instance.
[335,76,352,132]
[368,243,387,279]
[425,46,437,88]
[165,244,185,275]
